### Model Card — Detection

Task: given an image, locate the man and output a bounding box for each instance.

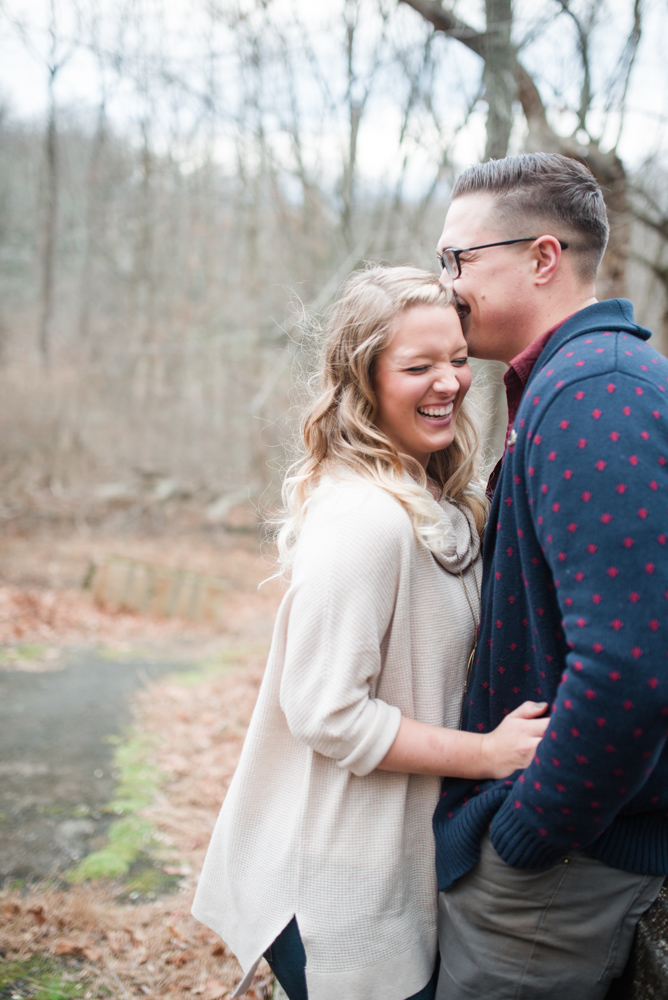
[432,153,668,1000]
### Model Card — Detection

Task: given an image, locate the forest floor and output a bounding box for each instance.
[0,509,285,1000]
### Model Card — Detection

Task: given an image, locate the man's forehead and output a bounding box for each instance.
[437,192,503,249]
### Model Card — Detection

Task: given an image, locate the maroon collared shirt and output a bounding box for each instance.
[486,320,567,498]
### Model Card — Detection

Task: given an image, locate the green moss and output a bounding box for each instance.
[68,732,161,883]
[173,644,266,686]
[0,955,92,998]
[66,649,261,889]
[0,644,48,664]
[122,861,180,897]
[96,645,155,662]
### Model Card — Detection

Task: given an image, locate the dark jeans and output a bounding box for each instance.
[264,916,438,1000]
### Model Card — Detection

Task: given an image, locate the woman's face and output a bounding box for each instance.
[373,304,471,469]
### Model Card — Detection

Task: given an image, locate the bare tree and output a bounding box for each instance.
[0,0,664,509]
[483,0,515,160]
[35,0,75,368]
[398,0,644,298]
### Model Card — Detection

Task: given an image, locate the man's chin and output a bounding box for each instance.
[459,323,487,360]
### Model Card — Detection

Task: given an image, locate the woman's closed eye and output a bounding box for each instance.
[405,359,468,373]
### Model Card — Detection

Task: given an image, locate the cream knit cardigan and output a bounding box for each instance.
[192,476,481,1000]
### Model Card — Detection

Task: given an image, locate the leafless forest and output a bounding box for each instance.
[2,6,668,997]
[2,0,668,526]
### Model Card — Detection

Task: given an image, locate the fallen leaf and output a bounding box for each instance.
[167,923,189,942]
[54,941,86,957]
[211,943,225,957]
[248,974,274,1000]
[124,926,145,946]
[203,979,229,1000]
[28,906,46,925]
[165,949,195,966]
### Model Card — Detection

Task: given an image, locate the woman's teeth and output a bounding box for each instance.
[418,404,453,417]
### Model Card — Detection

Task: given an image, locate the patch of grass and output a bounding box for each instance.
[106,735,161,815]
[68,733,161,883]
[37,804,70,818]
[95,645,172,664]
[0,955,92,999]
[122,859,181,898]
[173,645,265,686]
[0,644,49,664]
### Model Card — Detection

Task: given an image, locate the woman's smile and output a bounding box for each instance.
[373,304,471,469]
[417,402,455,421]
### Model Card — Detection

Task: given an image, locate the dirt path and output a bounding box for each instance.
[0,523,285,998]
[0,651,189,882]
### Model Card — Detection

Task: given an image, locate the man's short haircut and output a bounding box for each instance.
[451,153,609,282]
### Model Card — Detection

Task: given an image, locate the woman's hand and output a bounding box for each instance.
[480,701,550,779]
[377,703,549,779]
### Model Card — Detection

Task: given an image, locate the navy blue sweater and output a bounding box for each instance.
[434,299,668,889]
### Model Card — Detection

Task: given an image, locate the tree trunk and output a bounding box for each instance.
[39,67,58,370]
[78,99,106,350]
[483,0,516,161]
[399,0,628,298]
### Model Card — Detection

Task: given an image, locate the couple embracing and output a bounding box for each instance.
[192,154,668,1000]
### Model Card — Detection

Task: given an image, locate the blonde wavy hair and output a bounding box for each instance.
[277,265,488,569]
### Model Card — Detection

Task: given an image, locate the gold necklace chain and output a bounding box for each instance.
[457,556,480,697]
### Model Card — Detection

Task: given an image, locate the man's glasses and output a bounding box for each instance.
[437,237,569,279]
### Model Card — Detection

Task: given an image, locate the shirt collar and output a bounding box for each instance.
[485,317,569,500]
[503,317,571,424]
[507,317,569,391]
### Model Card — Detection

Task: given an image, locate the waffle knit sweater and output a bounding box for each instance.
[433,298,668,890]
[192,475,481,1000]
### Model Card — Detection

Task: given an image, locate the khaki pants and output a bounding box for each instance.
[436,832,663,1000]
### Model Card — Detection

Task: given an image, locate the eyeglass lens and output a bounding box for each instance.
[440,250,458,278]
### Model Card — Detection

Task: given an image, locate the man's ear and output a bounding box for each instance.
[531,236,563,285]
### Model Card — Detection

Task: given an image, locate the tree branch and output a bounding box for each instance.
[398,0,551,144]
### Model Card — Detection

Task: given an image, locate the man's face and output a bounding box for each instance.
[436,192,535,363]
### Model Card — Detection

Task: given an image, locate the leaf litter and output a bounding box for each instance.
[0,523,285,1000]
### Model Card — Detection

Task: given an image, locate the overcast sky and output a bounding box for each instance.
[1,0,667,183]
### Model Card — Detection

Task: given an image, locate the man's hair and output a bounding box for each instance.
[451,153,609,282]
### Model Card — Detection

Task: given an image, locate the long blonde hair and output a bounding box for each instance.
[277,265,488,569]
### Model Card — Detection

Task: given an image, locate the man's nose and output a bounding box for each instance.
[438,269,452,291]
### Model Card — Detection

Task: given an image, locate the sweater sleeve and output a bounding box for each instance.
[279,483,405,777]
[491,369,668,863]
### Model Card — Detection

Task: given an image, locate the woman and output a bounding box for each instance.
[192,266,548,1000]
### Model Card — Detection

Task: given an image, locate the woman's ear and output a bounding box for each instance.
[531,235,563,286]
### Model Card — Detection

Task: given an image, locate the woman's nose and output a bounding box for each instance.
[432,368,460,393]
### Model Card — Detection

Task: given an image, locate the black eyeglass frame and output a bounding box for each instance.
[437,237,569,279]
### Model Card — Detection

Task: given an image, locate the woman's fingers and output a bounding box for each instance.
[508,700,548,719]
